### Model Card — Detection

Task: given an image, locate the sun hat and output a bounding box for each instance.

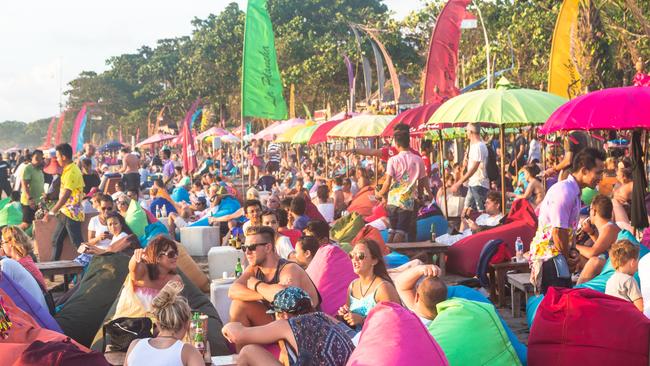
[265,287,312,314]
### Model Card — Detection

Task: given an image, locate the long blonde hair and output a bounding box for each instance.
[1,226,33,258]
[151,281,190,333]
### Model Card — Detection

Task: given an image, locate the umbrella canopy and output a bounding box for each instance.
[539,86,650,134]
[630,130,648,229]
[308,119,345,145]
[276,122,315,143]
[220,134,241,144]
[195,127,229,141]
[254,118,305,141]
[99,140,124,153]
[381,101,443,137]
[427,78,568,129]
[291,125,319,145]
[327,115,395,138]
[136,133,176,147]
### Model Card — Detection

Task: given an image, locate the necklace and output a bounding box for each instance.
[359,276,377,298]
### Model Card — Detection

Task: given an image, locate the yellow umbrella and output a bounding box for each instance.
[275,122,315,143]
[327,114,395,137]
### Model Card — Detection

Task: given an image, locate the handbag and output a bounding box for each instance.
[102,317,153,353]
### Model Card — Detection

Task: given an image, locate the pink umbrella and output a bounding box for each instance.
[540,86,650,134]
[255,118,305,141]
[195,127,229,141]
[136,133,177,147]
[381,101,443,137]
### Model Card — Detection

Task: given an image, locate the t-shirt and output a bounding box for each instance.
[293,215,310,231]
[162,160,175,180]
[467,141,489,189]
[275,235,294,259]
[267,143,282,163]
[109,232,129,247]
[638,253,650,317]
[0,160,9,181]
[82,173,101,194]
[605,271,642,303]
[386,151,426,211]
[88,216,111,248]
[20,163,44,206]
[257,175,277,192]
[380,146,419,162]
[513,135,527,165]
[0,257,47,310]
[474,213,504,227]
[60,162,85,221]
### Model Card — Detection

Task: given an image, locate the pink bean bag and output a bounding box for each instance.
[306,244,357,316]
[346,302,448,366]
[446,199,537,277]
[529,287,650,366]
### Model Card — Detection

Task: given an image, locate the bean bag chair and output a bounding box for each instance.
[528,287,650,366]
[149,197,177,216]
[55,253,130,347]
[331,212,365,244]
[428,298,521,366]
[0,201,22,226]
[352,225,389,255]
[448,286,527,365]
[125,199,147,237]
[447,199,537,277]
[415,214,448,241]
[306,244,357,316]
[0,272,61,333]
[384,251,410,269]
[189,195,243,227]
[347,186,376,218]
[90,271,230,356]
[138,222,170,247]
[171,186,190,204]
[526,294,543,329]
[581,187,598,206]
[347,301,448,366]
[177,243,210,293]
[0,288,95,365]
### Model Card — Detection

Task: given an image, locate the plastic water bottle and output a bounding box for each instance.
[155,206,161,218]
[515,237,524,262]
[161,205,167,217]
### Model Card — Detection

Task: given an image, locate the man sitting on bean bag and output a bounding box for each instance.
[436,191,504,246]
[394,263,448,326]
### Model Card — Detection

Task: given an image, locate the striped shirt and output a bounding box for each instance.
[267,143,282,163]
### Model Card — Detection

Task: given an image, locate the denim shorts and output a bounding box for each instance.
[464,186,489,211]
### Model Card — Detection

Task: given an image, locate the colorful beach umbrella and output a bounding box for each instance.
[539,86,650,134]
[291,124,319,145]
[195,127,229,141]
[136,133,177,147]
[254,118,305,141]
[275,122,314,143]
[327,114,395,138]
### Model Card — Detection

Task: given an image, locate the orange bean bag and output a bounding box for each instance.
[347,186,376,218]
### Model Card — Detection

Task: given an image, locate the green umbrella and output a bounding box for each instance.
[424,128,466,141]
[291,124,319,145]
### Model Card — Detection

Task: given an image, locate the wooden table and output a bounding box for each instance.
[507,272,535,318]
[387,241,450,275]
[488,261,530,308]
[36,260,85,290]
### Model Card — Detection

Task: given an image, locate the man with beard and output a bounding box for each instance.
[228,226,321,330]
[19,150,44,229]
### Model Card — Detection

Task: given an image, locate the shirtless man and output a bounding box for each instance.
[228,226,321,333]
[612,160,633,232]
[119,147,141,192]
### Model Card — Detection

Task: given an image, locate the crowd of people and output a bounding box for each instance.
[1,119,650,365]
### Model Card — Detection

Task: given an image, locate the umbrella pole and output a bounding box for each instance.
[541,138,547,192]
[325,143,329,178]
[438,131,448,219]
[499,125,506,216]
[374,138,379,184]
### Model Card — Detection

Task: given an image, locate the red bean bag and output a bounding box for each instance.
[0,289,92,365]
[529,287,650,366]
[346,302,448,366]
[306,244,357,316]
[347,186,376,218]
[446,199,537,277]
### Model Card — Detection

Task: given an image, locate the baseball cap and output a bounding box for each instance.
[265,287,312,314]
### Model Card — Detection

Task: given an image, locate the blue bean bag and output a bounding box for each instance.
[415,215,448,241]
[1,271,62,333]
[138,221,170,247]
[149,197,177,215]
[384,252,410,269]
[448,285,527,365]
[189,195,243,227]
[171,186,190,204]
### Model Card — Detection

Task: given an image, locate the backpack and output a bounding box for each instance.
[486,144,499,183]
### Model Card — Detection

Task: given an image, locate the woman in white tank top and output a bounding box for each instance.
[124,281,204,366]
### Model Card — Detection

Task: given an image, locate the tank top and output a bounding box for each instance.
[255,259,322,309]
[126,338,184,366]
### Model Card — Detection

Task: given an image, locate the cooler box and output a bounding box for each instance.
[207,246,246,280]
[180,226,220,256]
[210,278,234,324]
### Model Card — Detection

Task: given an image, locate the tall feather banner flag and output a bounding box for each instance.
[548,0,583,99]
[54,112,65,145]
[359,26,400,107]
[182,99,201,173]
[241,0,288,120]
[42,117,56,149]
[70,105,88,153]
[343,54,356,112]
[371,41,385,103]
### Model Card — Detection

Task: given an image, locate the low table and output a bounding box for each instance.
[387,241,450,276]
[507,272,535,318]
[488,261,530,308]
[36,260,85,290]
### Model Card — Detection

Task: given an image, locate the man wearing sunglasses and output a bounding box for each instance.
[228,226,321,331]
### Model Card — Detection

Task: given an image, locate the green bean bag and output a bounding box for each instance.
[428,298,521,366]
[0,201,23,226]
[55,253,131,347]
[330,212,365,243]
[125,200,147,237]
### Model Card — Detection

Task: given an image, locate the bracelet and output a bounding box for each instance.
[254,280,263,292]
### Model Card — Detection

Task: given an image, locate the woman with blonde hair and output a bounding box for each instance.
[125,281,204,366]
[0,226,46,290]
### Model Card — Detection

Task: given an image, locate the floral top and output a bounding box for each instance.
[60,163,85,222]
[386,151,426,211]
[286,312,354,366]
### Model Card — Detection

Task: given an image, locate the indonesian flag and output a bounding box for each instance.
[461,11,477,29]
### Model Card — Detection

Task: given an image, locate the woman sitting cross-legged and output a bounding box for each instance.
[125,281,204,366]
[337,239,401,331]
[222,287,355,366]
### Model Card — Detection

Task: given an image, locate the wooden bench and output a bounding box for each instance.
[36,260,85,291]
[507,272,535,318]
[387,241,450,276]
[488,261,530,308]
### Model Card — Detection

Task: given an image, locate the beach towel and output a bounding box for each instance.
[0,271,61,333]
[346,301,448,366]
[528,287,650,366]
[428,298,521,366]
[347,186,376,218]
[125,199,147,237]
[306,244,357,316]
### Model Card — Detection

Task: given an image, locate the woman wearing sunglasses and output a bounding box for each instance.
[337,239,400,331]
[113,236,182,318]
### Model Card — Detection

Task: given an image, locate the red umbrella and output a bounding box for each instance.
[308,119,345,145]
[381,101,444,137]
[136,133,176,147]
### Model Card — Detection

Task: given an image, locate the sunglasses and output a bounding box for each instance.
[117,201,129,205]
[158,250,178,259]
[349,252,366,261]
[100,206,113,211]
[241,242,270,252]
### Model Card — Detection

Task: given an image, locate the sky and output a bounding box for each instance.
[0,0,423,123]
